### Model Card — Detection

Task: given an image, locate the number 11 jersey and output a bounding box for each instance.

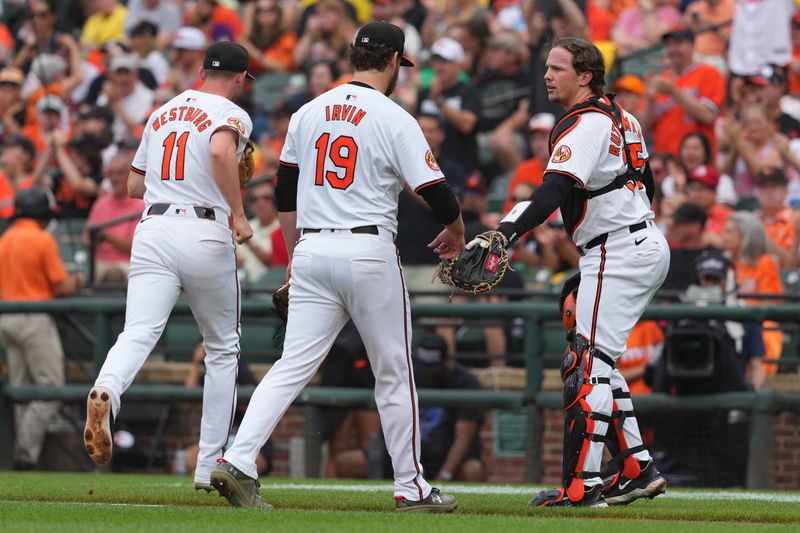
[280,81,444,234]
[131,89,253,214]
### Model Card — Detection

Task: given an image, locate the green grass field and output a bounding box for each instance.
[1,473,799,532]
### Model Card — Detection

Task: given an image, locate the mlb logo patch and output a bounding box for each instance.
[346,94,357,101]
[212,60,220,67]
[361,37,370,43]
[185,97,196,103]
[484,254,500,273]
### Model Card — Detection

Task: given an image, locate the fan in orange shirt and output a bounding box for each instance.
[755,167,797,268]
[647,25,726,157]
[185,0,243,41]
[722,211,783,381]
[618,321,663,395]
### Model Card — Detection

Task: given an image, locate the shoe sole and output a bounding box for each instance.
[396,501,458,513]
[210,469,272,509]
[84,387,112,465]
[605,477,667,506]
[194,483,213,493]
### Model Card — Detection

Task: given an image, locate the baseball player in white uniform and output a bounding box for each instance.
[84,42,255,492]
[210,22,465,512]
[492,37,670,507]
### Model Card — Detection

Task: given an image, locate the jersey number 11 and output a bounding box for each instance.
[161,131,189,181]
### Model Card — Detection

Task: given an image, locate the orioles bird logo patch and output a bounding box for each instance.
[551,145,572,163]
[425,150,440,171]
[227,118,245,135]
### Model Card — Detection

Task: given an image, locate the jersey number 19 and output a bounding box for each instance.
[314,133,359,190]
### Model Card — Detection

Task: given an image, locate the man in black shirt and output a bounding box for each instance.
[662,202,720,293]
[413,334,486,482]
[416,37,480,173]
[472,31,531,173]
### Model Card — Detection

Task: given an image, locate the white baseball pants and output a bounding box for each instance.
[94,212,240,485]
[224,229,432,501]
[575,221,670,487]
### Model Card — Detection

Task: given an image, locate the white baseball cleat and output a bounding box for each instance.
[84,386,113,465]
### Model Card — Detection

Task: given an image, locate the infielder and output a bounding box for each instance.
[84,42,255,492]
[493,37,669,507]
[211,22,465,512]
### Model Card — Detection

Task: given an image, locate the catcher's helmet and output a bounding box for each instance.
[558,272,581,332]
[14,187,53,221]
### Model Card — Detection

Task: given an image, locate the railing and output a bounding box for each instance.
[1,298,800,487]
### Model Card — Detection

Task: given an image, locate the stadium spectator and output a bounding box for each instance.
[683,0,735,71]
[293,0,355,71]
[416,37,480,175]
[0,187,82,470]
[166,27,208,94]
[12,0,79,73]
[73,105,115,166]
[183,0,243,42]
[129,21,170,87]
[612,73,646,115]
[663,202,719,292]
[612,0,680,56]
[0,135,36,218]
[503,112,554,213]
[97,54,155,142]
[728,0,793,77]
[258,100,298,177]
[721,104,800,199]
[0,67,26,140]
[370,0,422,63]
[237,178,281,284]
[22,46,84,128]
[81,0,128,48]
[85,153,145,284]
[722,211,784,380]
[413,334,486,482]
[23,95,69,155]
[683,164,732,248]
[661,132,737,207]
[37,132,104,219]
[421,0,488,48]
[448,17,491,80]
[645,25,726,157]
[619,321,664,395]
[241,0,297,74]
[756,166,798,268]
[473,31,531,175]
[124,0,182,50]
[291,60,338,107]
[747,66,800,140]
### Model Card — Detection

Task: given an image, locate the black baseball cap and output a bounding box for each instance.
[129,20,158,38]
[695,249,729,280]
[756,166,788,185]
[354,22,414,67]
[662,24,695,43]
[203,41,255,79]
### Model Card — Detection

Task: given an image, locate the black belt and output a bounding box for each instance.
[148,204,216,221]
[302,225,379,235]
[578,220,648,256]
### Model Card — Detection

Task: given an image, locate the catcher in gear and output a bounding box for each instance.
[437,230,509,294]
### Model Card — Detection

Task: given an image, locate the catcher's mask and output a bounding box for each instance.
[558,272,581,332]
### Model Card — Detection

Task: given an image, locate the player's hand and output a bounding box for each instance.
[428,227,465,260]
[233,214,254,244]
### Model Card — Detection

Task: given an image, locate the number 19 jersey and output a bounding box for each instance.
[280,82,444,235]
[131,89,253,214]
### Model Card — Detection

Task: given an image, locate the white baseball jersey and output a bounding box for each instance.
[546,103,653,248]
[279,82,443,234]
[131,89,253,214]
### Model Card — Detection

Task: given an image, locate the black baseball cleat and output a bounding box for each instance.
[602,460,667,505]
[529,484,608,508]
[210,459,273,509]
[395,488,457,513]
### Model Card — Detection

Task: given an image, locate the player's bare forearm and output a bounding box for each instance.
[446,215,465,237]
[210,130,246,218]
[279,211,299,258]
[439,420,478,478]
[673,90,716,125]
[127,170,145,199]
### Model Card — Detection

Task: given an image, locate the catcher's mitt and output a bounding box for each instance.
[437,230,509,294]
[239,140,255,188]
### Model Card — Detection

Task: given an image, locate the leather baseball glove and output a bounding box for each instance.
[272,281,289,323]
[437,230,509,294]
[239,140,255,188]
